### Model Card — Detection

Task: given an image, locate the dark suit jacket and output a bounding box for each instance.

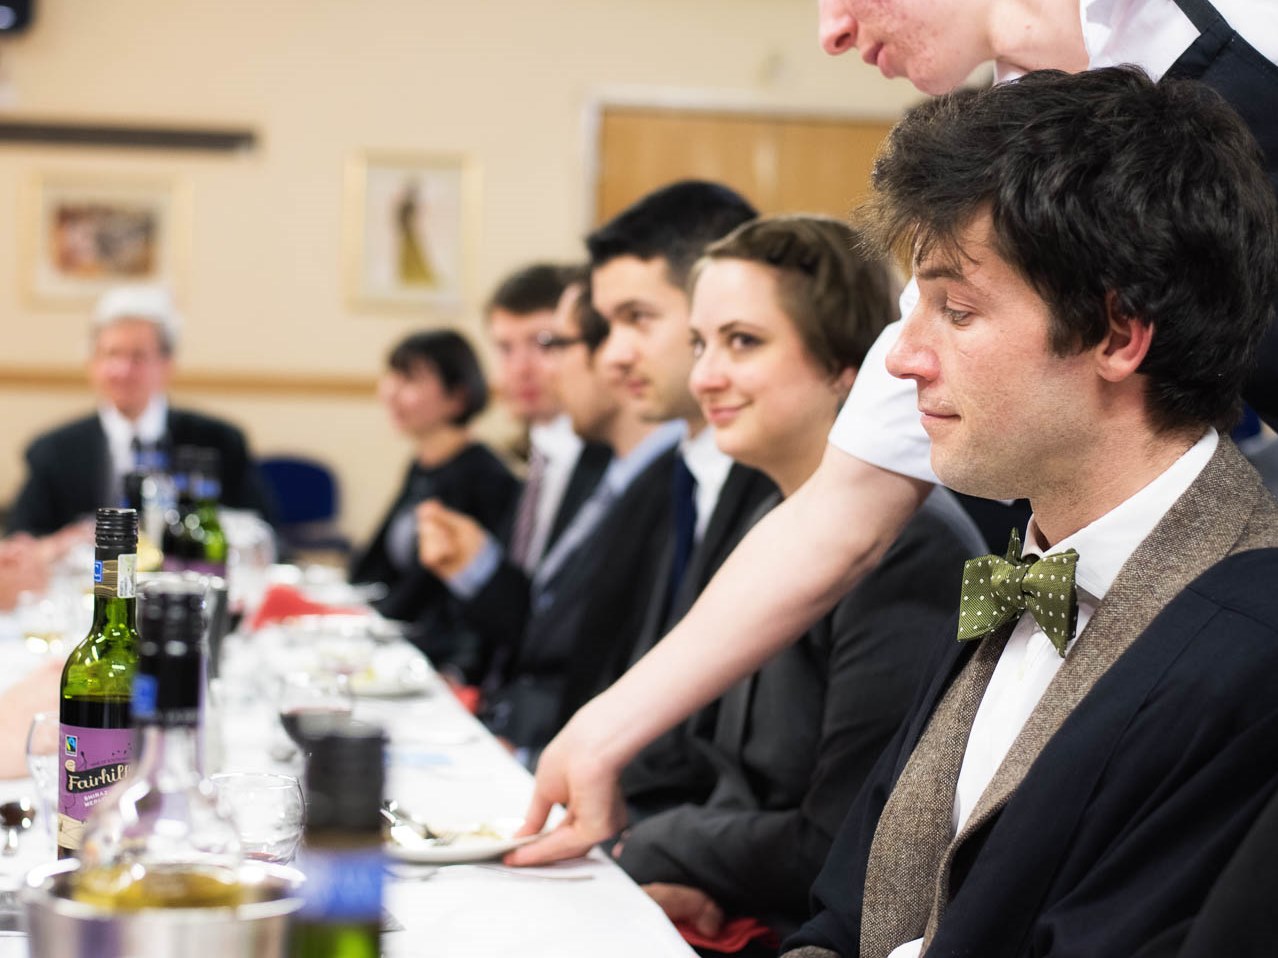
[6,407,275,536]
[1139,777,1278,958]
[479,446,678,750]
[618,489,985,936]
[496,440,611,556]
[460,441,612,661]
[349,443,518,676]
[784,440,1278,958]
[616,462,778,813]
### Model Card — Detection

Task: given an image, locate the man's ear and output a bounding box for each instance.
[1094,291,1153,383]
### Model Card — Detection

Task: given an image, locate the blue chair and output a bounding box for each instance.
[258,455,353,557]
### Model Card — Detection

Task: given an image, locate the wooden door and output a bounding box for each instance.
[594,106,896,225]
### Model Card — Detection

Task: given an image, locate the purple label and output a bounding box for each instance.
[56,724,134,851]
[295,846,384,921]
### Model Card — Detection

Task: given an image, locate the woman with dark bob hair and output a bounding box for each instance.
[351,329,519,675]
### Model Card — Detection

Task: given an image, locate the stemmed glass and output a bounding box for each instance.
[276,671,354,756]
[210,772,306,863]
[25,711,60,851]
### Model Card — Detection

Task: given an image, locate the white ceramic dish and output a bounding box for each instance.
[384,818,539,864]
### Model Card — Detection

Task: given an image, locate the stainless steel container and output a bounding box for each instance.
[21,859,303,958]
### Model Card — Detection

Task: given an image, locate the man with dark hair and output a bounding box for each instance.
[484,262,607,575]
[419,280,679,753]
[775,67,1278,958]
[587,181,778,813]
[514,0,1278,872]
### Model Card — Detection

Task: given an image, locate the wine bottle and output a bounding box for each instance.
[191,447,228,577]
[291,720,386,958]
[72,580,242,910]
[57,507,140,859]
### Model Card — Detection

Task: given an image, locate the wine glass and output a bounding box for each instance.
[276,671,354,754]
[25,711,60,850]
[210,772,305,863]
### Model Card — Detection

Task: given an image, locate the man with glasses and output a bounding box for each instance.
[6,284,273,537]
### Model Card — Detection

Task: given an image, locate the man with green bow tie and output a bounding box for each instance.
[782,67,1278,958]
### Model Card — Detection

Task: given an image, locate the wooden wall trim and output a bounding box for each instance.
[0,365,377,399]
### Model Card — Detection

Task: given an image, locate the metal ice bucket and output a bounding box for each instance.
[21,859,303,958]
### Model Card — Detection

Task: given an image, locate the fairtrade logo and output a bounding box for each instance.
[64,734,78,755]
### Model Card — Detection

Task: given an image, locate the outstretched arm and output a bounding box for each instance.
[508,445,930,864]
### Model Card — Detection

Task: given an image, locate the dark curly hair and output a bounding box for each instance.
[858,66,1278,433]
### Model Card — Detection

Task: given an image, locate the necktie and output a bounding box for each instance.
[508,448,547,572]
[958,529,1079,656]
[663,455,698,621]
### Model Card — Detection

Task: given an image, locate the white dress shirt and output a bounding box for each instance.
[887,428,1218,958]
[98,394,168,490]
[680,424,735,542]
[523,414,585,568]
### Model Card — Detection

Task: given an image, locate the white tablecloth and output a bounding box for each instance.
[0,614,695,958]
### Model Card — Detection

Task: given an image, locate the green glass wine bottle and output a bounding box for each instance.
[290,720,386,958]
[58,507,141,859]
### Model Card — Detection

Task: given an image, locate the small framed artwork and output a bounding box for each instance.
[344,151,478,312]
[27,173,183,306]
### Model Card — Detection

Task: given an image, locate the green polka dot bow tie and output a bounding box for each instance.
[958,529,1080,656]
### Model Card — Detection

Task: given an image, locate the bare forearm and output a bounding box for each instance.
[576,447,930,773]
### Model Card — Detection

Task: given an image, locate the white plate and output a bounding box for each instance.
[349,669,432,698]
[385,817,539,864]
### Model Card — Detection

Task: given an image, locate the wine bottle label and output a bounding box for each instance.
[56,724,134,850]
[295,846,384,921]
[93,555,137,599]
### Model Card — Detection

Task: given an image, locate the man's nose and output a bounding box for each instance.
[885,316,937,384]
[598,325,636,370]
[818,0,858,56]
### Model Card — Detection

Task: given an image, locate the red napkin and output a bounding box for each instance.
[449,684,481,715]
[674,916,779,953]
[249,583,364,631]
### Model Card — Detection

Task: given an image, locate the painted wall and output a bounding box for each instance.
[0,0,923,541]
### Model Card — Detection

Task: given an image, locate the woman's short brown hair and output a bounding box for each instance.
[691,215,899,377]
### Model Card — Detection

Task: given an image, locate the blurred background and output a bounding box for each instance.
[0,0,931,542]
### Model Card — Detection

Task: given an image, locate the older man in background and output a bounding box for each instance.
[5,285,273,537]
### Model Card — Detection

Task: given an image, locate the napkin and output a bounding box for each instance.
[249,583,364,630]
[675,916,779,953]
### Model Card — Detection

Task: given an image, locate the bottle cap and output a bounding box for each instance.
[305,721,386,832]
[95,507,138,549]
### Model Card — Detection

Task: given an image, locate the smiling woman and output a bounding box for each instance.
[611,215,987,939]
[688,215,897,496]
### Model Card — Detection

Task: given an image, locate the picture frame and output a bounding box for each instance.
[26,172,183,307]
[344,151,479,312]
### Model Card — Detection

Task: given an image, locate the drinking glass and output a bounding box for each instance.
[25,711,60,848]
[210,772,306,863]
[276,671,354,753]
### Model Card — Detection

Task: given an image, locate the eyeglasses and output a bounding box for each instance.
[535,330,586,351]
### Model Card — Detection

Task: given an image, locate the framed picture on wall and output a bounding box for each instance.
[344,152,478,312]
[26,173,183,306]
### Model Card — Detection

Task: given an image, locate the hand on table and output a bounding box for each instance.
[0,658,62,779]
[416,500,486,579]
[0,534,51,611]
[503,724,626,866]
[642,883,726,939]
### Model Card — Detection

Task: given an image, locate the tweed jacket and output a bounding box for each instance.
[784,439,1278,958]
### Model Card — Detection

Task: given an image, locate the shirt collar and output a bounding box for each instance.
[603,419,685,493]
[529,414,583,465]
[1024,428,1218,602]
[99,394,168,444]
[679,424,733,500]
